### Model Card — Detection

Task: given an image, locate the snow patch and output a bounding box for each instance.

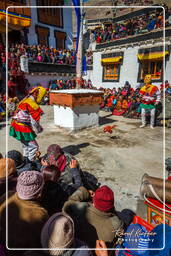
[50,89,102,94]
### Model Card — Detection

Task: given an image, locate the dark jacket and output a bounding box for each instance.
[16,158,41,175]
[41,181,69,216]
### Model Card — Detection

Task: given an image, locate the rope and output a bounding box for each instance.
[147,184,171,210]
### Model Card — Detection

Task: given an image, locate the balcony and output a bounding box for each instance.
[28,62,76,74]
[0,0,31,17]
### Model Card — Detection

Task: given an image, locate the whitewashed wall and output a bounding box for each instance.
[25,74,75,88]
[63,8,73,49]
[82,70,94,81]
[27,0,73,49]
[90,42,171,89]
[166,54,171,82]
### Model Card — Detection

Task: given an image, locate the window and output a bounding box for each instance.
[54,30,66,49]
[139,60,162,81]
[37,0,63,27]
[36,26,49,46]
[103,64,120,81]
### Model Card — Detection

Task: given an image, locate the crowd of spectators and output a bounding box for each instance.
[0,42,94,98]
[0,43,29,98]
[25,45,77,65]
[99,80,171,126]
[0,78,94,124]
[91,6,171,44]
[49,78,93,91]
[0,142,171,255]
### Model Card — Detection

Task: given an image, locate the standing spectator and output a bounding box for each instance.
[8,76,17,97]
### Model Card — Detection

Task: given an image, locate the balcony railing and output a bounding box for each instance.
[0,0,31,17]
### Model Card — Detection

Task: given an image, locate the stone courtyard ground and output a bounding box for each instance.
[1,105,171,219]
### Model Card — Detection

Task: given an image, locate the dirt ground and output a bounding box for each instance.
[1,105,171,219]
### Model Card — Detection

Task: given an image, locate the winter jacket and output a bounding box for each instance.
[41,180,69,216]
[0,192,48,249]
[63,187,123,248]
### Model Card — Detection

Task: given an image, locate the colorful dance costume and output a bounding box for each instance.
[9,86,46,161]
[139,75,160,128]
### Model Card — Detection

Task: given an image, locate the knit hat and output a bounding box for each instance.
[93,185,114,212]
[16,171,44,200]
[0,158,16,179]
[41,213,74,256]
[7,150,24,168]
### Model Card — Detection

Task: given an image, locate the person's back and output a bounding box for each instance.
[0,158,17,197]
[23,213,92,256]
[0,171,48,249]
[63,186,123,248]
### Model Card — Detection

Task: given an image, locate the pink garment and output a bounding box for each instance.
[128,102,132,108]
[37,55,43,62]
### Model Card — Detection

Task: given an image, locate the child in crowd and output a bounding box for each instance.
[0,94,5,122]
[7,98,17,117]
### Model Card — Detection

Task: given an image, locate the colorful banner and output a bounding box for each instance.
[72,0,87,76]
[72,0,81,52]
[0,9,31,27]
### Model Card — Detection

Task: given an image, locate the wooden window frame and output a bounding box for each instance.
[36,25,50,47]
[36,0,63,28]
[54,30,66,49]
[139,60,163,82]
[102,63,121,82]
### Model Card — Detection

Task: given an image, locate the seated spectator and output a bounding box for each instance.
[0,171,49,248]
[112,96,128,116]
[63,185,123,248]
[23,212,92,256]
[44,144,83,194]
[7,150,41,175]
[0,158,17,197]
[7,97,16,117]
[106,95,115,112]
[124,97,141,118]
[0,98,5,121]
[41,165,69,216]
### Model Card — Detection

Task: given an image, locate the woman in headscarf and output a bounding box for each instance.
[44,144,83,194]
[9,86,46,161]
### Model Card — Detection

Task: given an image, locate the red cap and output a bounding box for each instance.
[93,185,114,212]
